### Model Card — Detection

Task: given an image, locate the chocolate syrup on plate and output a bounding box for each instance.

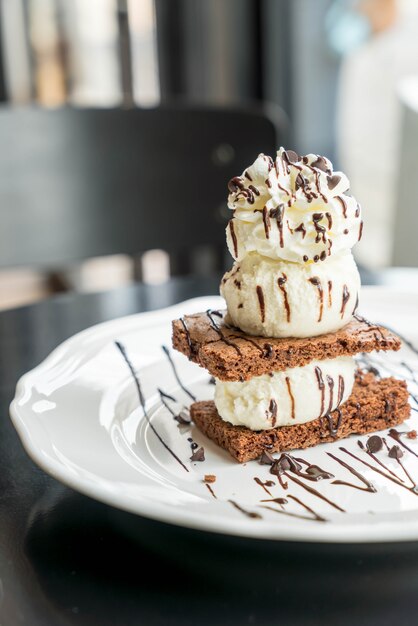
[115,341,189,472]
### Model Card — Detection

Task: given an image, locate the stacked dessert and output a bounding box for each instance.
[172,149,410,462]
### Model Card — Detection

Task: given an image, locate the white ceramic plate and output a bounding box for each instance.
[10,288,418,543]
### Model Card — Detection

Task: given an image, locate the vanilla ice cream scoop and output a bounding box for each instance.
[226,148,362,264]
[214,356,356,430]
[221,251,360,338]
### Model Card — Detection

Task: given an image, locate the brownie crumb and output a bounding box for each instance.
[407,430,417,440]
[204,474,216,483]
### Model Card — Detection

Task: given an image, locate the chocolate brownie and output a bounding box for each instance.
[190,372,410,462]
[172,311,401,382]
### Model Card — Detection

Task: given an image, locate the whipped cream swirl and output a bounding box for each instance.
[226,148,363,264]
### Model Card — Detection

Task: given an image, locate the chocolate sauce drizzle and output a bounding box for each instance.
[389,429,418,459]
[315,366,325,417]
[269,398,278,427]
[205,309,266,356]
[229,500,262,520]
[179,316,195,356]
[295,223,306,238]
[115,341,189,473]
[336,195,348,218]
[340,447,418,496]
[340,285,350,318]
[278,274,291,322]
[262,206,271,239]
[308,277,323,322]
[229,220,238,257]
[312,213,327,244]
[327,452,376,493]
[254,476,274,496]
[269,205,284,247]
[328,280,332,307]
[206,484,217,499]
[285,377,295,419]
[256,286,266,323]
[162,345,197,401]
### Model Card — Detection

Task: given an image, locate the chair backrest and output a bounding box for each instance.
[392,77,418,267]
[0,104,281,270]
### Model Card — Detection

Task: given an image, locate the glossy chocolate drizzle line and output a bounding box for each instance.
[312,213,327,244]
[261,502,326,523]
[285,377,295,419]
[269,398,278,427]
[269,205,284,247]
[327,452,376,493]
[115,342,189,473]
[206,310,266,356]
[256,285,266,323]
[158,389,177,417]
[340,285,350,318]
[287,494,327,522]
[206,484,217,499]
[254,476,274,497]
[325,212,332,230]
[321,409,342,438]
[179,317,195,355]
[205,310,242,356]
[355,203,361,217]
[262,206,271,239]
[337,375,345,407]
[328,280,332,307]
[162,345,197,401]
[358,221,364,241]
[295,223,306,238]
[229,500,262,520]
[285,473,345,512]
[315,366,325,418]
[357,440,402,480]
[383,438,418,491]
[306,165,328,204]
[340,447,418,496]
[308,277,323,322]
[326,375,334,413]
[229,220,238,257]
[336,195,348,218]
[389,429,418,459]
[354,314,386,341]
[278,274,291,322]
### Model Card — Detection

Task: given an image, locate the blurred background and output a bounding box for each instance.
[0,0,418,310]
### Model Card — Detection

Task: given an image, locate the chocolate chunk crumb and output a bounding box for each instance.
[366,435,383,453]
[260,451,275,465]
[191,447,205,462]
[204,474,216,483]
[388,445,404,459]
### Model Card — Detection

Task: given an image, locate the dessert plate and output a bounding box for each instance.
[10,288,418,543]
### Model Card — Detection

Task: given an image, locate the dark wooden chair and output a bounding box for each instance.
[0,103,283,277]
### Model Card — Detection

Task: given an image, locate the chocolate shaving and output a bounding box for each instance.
[327,174,341,190]
[190,447,205,462]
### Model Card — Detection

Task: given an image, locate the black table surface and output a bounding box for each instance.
[2,273,418,626]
